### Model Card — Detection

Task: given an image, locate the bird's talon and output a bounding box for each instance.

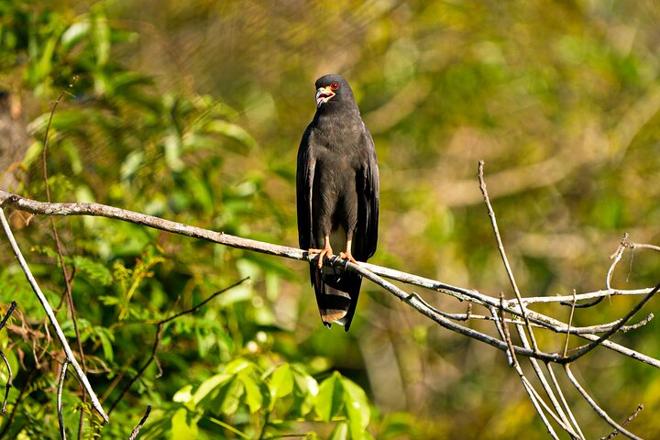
[315,246,334,268]
[339,252,358,264]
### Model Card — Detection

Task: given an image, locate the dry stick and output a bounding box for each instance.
[479,162,578,435]
[515,323,582,439]
[107,277,249,414]
[516,288,653,305]
[0,191,657,366]
[435,308,651,335]
[492,298,561,440]
[630,242,660,253]
[562,284,659,364]
[58,360,69,440]
[601,404,644,440]
[0,208,108,422]
[0,352,11,415]
[565,364,642,440]
[128,405,151,440]
[477,160,539,352]
[0,302,16,332]
[552,290,586,439]
[0,301,16,414]
[41,88,88,440]
[546,363,585,440]
[491,300,581,438]
[563,291,578,357]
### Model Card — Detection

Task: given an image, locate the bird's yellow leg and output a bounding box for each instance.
[308,235,334,268]
[339,239,358,264]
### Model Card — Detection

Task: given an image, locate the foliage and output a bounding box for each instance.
[0,0,659,438]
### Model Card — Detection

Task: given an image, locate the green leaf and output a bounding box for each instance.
[61,20,90,50]
[173,385,193,405]
[220,379,244,415]
[206,120,257,150]
[292,369,319,416]
[315,372,343,422]
[268,363,294,410]
[73,256,113,285]
[171,408,198,440]
[192,373,231,405]
[329,422,349,440]
[341,377,371,439]
[224,358,253,375]
[240,374,263,413]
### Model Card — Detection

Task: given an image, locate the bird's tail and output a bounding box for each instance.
[310,264,362,331]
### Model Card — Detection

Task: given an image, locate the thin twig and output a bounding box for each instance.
[128,405,152,440]
[58,360,69,440]
[565,365,641,440]
[563,290,578,357]
[0,302,16,332]
[478,161,540,353]
[546,363,585,440]
[0,207,108,422]
[0,301,16,414]
[0,367,37,437]
[630,242,660,252]
[601,404,644,440]
[515,323,582,439]
[492,296,560,439]
[562,283,659,363]
[107,277,249,413]
[0,352,11,414]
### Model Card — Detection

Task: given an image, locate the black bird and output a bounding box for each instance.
[296,74,379,331]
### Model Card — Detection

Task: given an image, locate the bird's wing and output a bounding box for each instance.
[354,125,379,261]
[296,125,316,251]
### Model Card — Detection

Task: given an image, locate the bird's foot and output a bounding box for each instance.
[339,251,358,265]
[308,245,334,268]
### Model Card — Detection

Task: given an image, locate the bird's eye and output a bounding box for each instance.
[330,81,340,91]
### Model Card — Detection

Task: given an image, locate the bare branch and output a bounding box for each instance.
[601,404,644,440]
[0,302,16,332]
[0,351,11,414]
[0,207,108,422]
[478,160,539,352]
[58,360,69,440]
[565,365,642,440]
[0,190,657,367]
[128,405,152,440]
[0,301,16,414]
[562,284,659,363]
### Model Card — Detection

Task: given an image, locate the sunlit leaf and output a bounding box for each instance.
[316,372,343,422]
[171,408,198,440]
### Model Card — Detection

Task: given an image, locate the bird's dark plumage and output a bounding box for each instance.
[296,74,379,331]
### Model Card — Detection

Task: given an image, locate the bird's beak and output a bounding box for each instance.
[315,86,335,108]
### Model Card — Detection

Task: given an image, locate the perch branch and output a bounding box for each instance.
[0,190,657,367]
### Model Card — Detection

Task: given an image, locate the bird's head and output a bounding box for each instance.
[314,74,356,110]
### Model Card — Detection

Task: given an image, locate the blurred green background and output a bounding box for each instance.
[0,0,659,438]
